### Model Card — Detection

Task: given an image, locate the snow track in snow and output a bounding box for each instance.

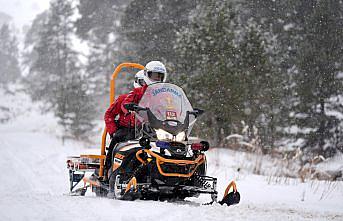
[0,132,342,221]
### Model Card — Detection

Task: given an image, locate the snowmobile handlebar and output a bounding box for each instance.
[124,103,148,112]
[188,108,205,117]
[124,103,204,117]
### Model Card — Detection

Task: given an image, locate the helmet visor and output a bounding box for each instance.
[147,71,165,82]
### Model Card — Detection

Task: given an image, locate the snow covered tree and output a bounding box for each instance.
[175,1,244,145]
[237,20,286,148]
[75,0,128,97]
[75,0,197,113]
[0,24,21,86]
[56,74,96,139]
[22,11,48,69]
[292,0,343,157]
[24,0,95,140]
[242,0,300,83]
[175,1,286,147]
[241,0,343,157]
[75,0,134,118]
[120,0,197,65]
[24,0,77,105]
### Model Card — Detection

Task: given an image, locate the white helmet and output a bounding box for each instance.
[134,70,146,88]
[143,61,167,85]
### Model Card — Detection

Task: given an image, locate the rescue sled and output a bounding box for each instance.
[66,63,240,206]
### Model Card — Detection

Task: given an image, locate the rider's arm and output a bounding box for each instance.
[104,95,126,136]
[121,85,148,115]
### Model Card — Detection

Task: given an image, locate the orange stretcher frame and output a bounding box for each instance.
[98,63,145,177]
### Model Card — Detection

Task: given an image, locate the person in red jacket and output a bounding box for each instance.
[108,62,167,198]
[104,70,146,173]
[121,61,168,121]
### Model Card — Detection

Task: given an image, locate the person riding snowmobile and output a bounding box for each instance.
[106,61,167,198]
[121,61,167,121]
[104,70,146,174]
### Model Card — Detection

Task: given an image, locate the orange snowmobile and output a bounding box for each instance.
[66,63,240,206]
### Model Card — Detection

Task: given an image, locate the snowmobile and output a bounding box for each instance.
[66,63,240,206]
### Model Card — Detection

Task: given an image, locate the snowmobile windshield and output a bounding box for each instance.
[137,83,196,136]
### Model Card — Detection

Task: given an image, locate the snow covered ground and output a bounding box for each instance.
[0,88,342,221]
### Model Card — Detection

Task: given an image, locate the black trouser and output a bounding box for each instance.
[105,127,135,173]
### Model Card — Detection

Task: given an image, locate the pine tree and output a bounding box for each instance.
[24,0,95,139]
[237,20,286,148]
[0,24,21,86]
[75,0,130,112]
[293,0,343,157]
[175,0,287,147]
[24,0,78,105]
[175,1,243,145]
[22,12,48,80]
[56,74,95,139]
[120,0,197,65]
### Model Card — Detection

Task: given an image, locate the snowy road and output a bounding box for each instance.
[0,132,342,221]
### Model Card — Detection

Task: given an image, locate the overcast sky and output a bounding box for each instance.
[0,0,49,30]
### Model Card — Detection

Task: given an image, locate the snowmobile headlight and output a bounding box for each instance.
[175,132,186,141]
[155,129,185,142]
[155,129,172,140]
